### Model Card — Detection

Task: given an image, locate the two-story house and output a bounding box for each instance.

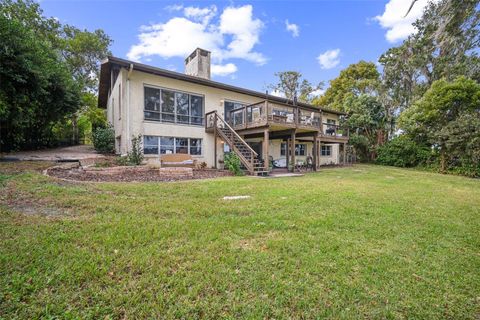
[98,48,348,174]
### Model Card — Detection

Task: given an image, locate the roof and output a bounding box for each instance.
[97,56,346,115]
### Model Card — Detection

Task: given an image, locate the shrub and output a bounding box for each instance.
[224,152,243,176]
[127,134,144,165]
[376,135,431,167]
[92,125,115,154]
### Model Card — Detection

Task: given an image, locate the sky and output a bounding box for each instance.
[39,0,433,96]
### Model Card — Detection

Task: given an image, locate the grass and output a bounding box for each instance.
[0,162,479,319]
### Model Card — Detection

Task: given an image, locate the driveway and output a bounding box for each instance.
[1,145,105,161]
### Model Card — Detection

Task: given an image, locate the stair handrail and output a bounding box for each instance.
[212,111,258,157]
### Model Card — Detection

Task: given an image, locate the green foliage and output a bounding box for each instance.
[344,94,387,160]
[0,11,81,151]
[376,136,431,167]
[92,125,115,154]
[224,152,243,176]
[314,61,380,111]
[399,77,480,174]
[348,134,371,163]
[127,134,144,165]
[0,0,111,151]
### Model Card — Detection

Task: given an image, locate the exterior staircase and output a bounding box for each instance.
[206,111,269,176]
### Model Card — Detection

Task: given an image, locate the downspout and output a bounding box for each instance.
[126,63,133,152]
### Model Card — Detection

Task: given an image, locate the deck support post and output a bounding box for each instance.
[318,140,322,168]
[263,129,269,171]
[285,139,289,170]
[214,115,217,169]
[343,142,347,166]
[313,132,319,171]
[290,130,296,172]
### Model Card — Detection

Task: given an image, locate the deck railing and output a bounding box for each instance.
[228,101,321,131]
[322,123,349,138]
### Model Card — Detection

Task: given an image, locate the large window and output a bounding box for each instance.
[144,86,204,126]
[224,101,245,122]
[281,143,307,156]
[143,136,202,156]
[321,145,332,156]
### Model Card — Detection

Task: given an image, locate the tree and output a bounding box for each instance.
[379,0,480,116]
[399,76,480,173]
[343,94,387,160]
[0,0,111,150]
[0,13,81,151]
[269,71,323,103]
[313,61,380,111]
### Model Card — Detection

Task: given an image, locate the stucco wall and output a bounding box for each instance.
[107,68,342,167]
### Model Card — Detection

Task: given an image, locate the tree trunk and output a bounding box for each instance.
[440,147,447,173]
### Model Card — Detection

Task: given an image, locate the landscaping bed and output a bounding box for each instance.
[46,162,232,182]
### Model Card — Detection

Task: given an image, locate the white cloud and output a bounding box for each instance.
[218,5,266,64]
[164,4,183,12]
[211,63,238,76]
[184,5,217,25]
[127,4,266,76]
[310,88,325,97]
[285,20,299,37]
[374,0,440,43]
[317,49,341,69]
[270,89,285,98]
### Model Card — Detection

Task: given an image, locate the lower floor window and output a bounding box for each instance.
[321,145,332,156]
[281,143,307,156]
[144,136,202,155]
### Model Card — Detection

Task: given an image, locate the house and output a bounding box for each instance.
[98,48,349,174]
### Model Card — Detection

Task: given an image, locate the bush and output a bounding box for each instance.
[127,134,144,165]
[92,125,115,154]
[376,135,431,167]
[224,152,243,176]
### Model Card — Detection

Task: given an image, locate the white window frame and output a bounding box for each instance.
[143,84,205,126]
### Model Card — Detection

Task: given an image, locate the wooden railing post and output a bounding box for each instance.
[213,112,217,169]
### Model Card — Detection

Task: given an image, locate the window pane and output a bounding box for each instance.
[190,95,203,117]
[224,101,234,122]
[144,111,160,121]
[144,146,159,154]
[176,93,189,123]
[175,138,189,154]
[190,139,202,155]
[160,136,174,154]
[280,143,286,156]
[144,136,158,146]
[143,136,159,155]
[144,87,160,111]
[161,90,175,122]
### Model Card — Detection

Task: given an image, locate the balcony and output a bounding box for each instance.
[321,122,349,141]
[228,101,322,132]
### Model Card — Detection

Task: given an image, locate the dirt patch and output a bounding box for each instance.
[0,161,55,174]
[47,165,233,182]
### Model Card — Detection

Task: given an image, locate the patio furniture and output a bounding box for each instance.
[160,154,197,168]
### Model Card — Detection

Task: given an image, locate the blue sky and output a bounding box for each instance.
[40,0,430,95]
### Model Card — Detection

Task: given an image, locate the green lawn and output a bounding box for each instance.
[1,163,479,319]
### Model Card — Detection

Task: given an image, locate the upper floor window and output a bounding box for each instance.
[144,86,204,126]
[224,100,245,122]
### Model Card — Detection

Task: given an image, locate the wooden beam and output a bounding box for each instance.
[214,115,217,169]
[263,129,269,170]
[285,139,289,169]
[343,143,347,166]
[290,130,296,172]
[313,131,319,171]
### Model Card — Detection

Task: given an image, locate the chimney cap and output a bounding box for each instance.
[185,48,211,63]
